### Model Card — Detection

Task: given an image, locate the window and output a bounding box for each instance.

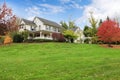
[25,26,26,29]
[49,26,51,30]
[58,29,60,32]
[31,26,35,31]
[21,26,23,29]
[39,25,41,30]
[54,28,56,32]
[56,28,58,32]
[51,27,53,31]
[46,25,49,30]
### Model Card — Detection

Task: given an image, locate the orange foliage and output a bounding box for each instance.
[4,35,12,44]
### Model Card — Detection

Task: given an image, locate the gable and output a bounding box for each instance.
[21,20,25,25]
[33,17,44,26]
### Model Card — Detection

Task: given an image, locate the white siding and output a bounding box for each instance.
[34,18,45,31]
[25,25,31,30]
[33,17,60,33]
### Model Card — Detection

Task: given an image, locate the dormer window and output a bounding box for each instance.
[46,25,49,30]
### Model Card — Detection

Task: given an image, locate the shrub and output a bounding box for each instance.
[4,35,13,44]
[91,36,98,44]
[13,34,24,43]
[52,33,65,42]
[84,38,91,44]
[21,31,29,42]
[30,39,53,43]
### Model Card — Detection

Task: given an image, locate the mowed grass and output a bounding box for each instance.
[0,43,120,80]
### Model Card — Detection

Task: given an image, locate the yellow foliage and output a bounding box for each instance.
[4,35,12,44]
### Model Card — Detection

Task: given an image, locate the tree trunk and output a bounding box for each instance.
[108,42,112,47]
[71,38,74,43]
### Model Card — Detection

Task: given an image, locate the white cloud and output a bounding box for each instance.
[39,4,65,13]
[25,6,40,15]
[77,0,120,29]
[25,4,65,20]
[60,0,83,9]
[25,6,41,20]
[70,1,83,9]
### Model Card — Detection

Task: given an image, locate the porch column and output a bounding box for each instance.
[40,32,42,38]
[50,33,52,39]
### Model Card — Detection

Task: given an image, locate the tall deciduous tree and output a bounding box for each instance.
[0,2,18,35]
[60,20,76,30]
[60,21,69,29]
[89,12,98,36]
[88,11,98,43]
[97,19,120,47]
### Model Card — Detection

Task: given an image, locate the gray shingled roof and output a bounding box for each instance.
[22,19,36,27]
[35,17,61,28]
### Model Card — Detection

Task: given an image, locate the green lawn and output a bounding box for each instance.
[0,43,120,80]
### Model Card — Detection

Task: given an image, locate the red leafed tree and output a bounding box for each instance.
[0,2,18,35]
[97,19,120,47]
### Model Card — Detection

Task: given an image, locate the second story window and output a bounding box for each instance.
[54,28,56,32]
[39,25,41,30]
[46,25,49,30]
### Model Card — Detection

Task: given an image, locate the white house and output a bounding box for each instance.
[19,16,85,43]
[19,17,63,40]
[71,27,85,43]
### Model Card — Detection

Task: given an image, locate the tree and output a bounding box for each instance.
[99,19,103,26]
[97,19,120,47]
[83,25,92,37]
[60,21,69,29]
[88,11,98,43]
[63,30,77,43]
[60,20,76,30]
[60,20,78,43]
[69,21,76,29]
[0,2,18,35]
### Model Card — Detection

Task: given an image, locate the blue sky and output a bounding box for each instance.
[0,0,120,29]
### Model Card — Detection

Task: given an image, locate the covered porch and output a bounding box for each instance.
[29,30,53,40]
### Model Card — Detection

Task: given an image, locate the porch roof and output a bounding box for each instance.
[21,19,37,27]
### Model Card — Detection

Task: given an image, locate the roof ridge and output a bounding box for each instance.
[36,17,61,28]
[36,17,59,24]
